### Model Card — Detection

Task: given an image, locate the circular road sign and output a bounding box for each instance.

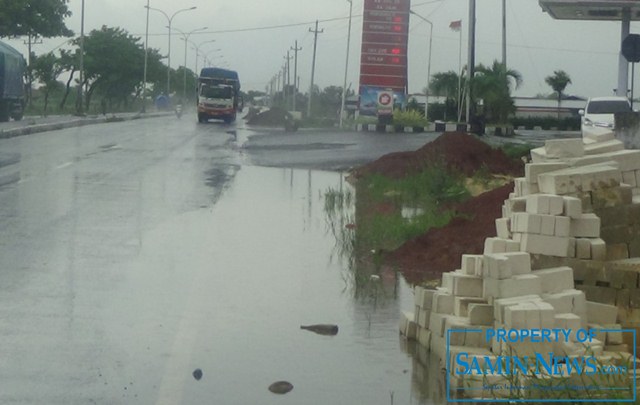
[622,34,640,63]
[378,92,393,107]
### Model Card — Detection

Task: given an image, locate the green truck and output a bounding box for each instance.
[0,41,25,122]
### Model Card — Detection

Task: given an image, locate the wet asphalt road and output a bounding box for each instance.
[0,115,445,404]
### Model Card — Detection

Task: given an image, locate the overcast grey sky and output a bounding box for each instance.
[5,0,639,98]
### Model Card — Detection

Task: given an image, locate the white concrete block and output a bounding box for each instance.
[483,237,507,254]
[584,139,624,155]
[538,164,621,195]
[562,196,583,219]
[449,271,483,297]
[534,301,557,329]
[575,238,591,259]
[530,146,549,163]
[570,213,600,238]
[432,290,454,314]
[468,303,494,326]
[587,301,618,325]
[555,216,571,237]
[505,240,521,252]
[543,289,587,316]
[444,316,471,345]
[400,311,414,336]
[414,286,424,307]
[567,237,576,258]
[590,238,606,261]
[583,128,615,142]
[520,233,570,257]
[532,266,574,294]
[548,195,564,215]
[525,162,571,184]
[428,312,448,337]
[493,295,543,324]
[441,272,454,293]
[483,274,541,301]
[540,214,556,236]
[510,212,542,234]
[417,327,431,347]
[554,313,582,341]
[483,254,511,279]
[417,307,431,328]
[506,197,527,213]
[526,194,551,214]
[623,170,637,187]
[417,288,435,309]
[504,302,535,329]
[503,251,532,275]
[461,254,481,276]
[545,138,584,158]
[604,324,623,345]
[454,296,486,317]
[495,217,510,239]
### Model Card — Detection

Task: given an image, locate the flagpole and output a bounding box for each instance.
[457,25,462,122]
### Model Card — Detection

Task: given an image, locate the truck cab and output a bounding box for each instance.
[197,67,241,124]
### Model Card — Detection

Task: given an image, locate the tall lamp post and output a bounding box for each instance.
[145,5,196,97]
[142,0,150,112]
[410,10,433,122]
[339,0,353,128]
[172,26,208,100]
[193,39,216,75]
[77,0,85,115]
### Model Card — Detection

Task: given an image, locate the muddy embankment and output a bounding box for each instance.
[349,132,525,284]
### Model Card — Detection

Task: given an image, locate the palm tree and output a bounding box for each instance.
[473,60,522,123]
[545,70,572,119]
[429,70,464,121]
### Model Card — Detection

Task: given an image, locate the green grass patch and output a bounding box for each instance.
[499,142,535,160]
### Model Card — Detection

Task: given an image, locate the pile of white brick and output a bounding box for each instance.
[399,130,640,398]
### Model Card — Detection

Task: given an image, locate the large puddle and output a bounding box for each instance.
[107,165,445,404]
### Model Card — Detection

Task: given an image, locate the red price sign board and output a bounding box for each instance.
[359,0,409,114]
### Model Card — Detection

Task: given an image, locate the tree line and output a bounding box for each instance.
[0,0,197,115]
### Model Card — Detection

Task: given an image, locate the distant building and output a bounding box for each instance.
[513,96,586,118]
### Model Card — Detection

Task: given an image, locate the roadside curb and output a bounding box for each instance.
[355,122,469,133]
[0,112,173,139]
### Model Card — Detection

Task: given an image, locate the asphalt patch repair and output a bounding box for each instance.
[350,132,523,284]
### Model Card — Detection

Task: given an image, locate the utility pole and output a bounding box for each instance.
[77,0,85,115]
[466,0,476,126]
[339,0,354,128]
[502,0,507,67]
[307,20,323,118]
[24,33,42,107]
[285,51,293,109]
[290,40,302,111]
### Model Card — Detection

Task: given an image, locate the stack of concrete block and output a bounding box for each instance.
[399,134,640,399]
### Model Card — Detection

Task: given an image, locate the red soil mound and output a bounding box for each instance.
[385,182,514,284]
[351,132,523,180]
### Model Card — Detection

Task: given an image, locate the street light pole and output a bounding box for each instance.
[142,0,150,113]
[193,39,216,75]
[145,5,196,97]
[339,0,353,128]
[77,0,85,115]
[410,10,433,122]
[172,26,208,101]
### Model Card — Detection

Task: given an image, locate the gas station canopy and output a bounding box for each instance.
[539,0,640,21]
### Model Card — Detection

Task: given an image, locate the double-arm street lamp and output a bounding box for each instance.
[171,26,208,100]
[410,10,433,122]
[193,39,217,76]
[145,5,196,97]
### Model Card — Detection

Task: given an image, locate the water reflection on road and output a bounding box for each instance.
[114,165,442,404]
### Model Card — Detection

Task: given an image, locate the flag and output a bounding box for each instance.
[449,20,462,31]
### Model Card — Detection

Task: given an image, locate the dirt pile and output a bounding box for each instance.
[350,131,523,180]
[385,183,514,284]
[246,107,290,126]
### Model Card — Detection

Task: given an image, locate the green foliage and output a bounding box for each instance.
[392,109,428,127]
[510,116,580,131]
[545,70,572,119]
[30,52,64,114]
[0,0,73,38]
[474,60,522,124]
[499,142,535,160]
[353,165,469,251]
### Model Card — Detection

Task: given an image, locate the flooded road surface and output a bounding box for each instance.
[0,116,448,404]
[106,166,436,404]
